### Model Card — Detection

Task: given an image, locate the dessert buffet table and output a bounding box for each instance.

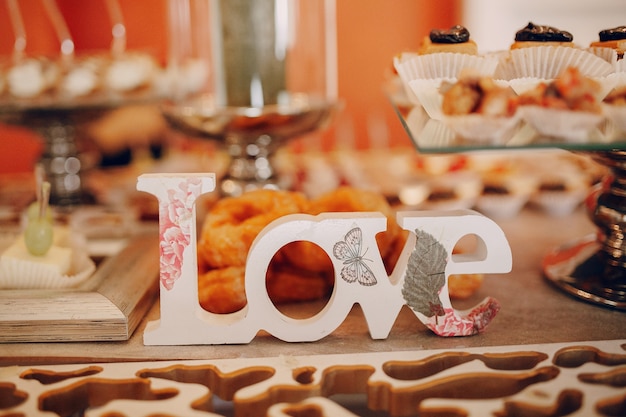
[2,188,626,416]
[2,205,625,364]
[1,205,626,416]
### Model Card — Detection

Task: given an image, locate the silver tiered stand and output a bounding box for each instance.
[542,150,626,310]
[0,104,112,206]
[395,105,626,312]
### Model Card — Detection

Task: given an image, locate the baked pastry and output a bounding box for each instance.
[441,72,518,117]
[511,22,574,49]
[196,187,406,314]
[6,57,59,99]
[440,72,521,144]
[105,52,158,94]
[591,26,626,59]
[419,25,478,55]
[517,67,604,142]
[517,67,601,112]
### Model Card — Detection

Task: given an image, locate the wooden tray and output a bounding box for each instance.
[0,234,159,343]
[3,339,626,416]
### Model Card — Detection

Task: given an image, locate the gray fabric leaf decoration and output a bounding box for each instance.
[402,229,448,320]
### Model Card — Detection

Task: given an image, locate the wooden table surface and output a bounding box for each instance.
[2,206,626,367]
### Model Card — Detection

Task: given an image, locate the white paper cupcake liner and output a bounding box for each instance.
[530,188,587,217]
[393,54,421,104]
[587,47,619,65]
[475,193,530,219]
[510,74,616,106]
[408,77,454,120]
[602,103,626,132]
[0,231,96,290]
[413,118,457,148]
[397,52,499,81]
[498,46,615,80]
[519,106,605,143]
[442,113,521,145]
[419,171,483,211]
[508,77,545,95]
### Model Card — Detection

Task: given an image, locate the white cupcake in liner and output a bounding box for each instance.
[475,174,538,219]
[475,193,529,219]
[509,74,616,103]
[530,172,590,217]
[0,227,96,290]
[442,112,522,145]
[530,186,588,217]
[518,105,605,143]
[419,171,483,211]
[496,46,615,80]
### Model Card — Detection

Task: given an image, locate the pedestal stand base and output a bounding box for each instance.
[544,234,626,311]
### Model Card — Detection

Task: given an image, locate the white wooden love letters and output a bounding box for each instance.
[137,173,512,346]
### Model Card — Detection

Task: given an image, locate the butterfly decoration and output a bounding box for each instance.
[333,227,377,286]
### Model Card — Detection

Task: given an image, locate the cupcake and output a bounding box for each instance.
[590,26,626,60]
[497,22,615,99]
[6,57,59,100]
[475,169,538,219]
[395,25,498,118]
[530,173,589,216]
[58,55,105,99]
[419,171,483,211]
[105,52,158,96]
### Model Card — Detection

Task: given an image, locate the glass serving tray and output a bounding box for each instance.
[393,102,626,154]
[384,72,626,154]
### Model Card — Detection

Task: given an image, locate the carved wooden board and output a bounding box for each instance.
[0,234,159,342]
[1,339,625,416]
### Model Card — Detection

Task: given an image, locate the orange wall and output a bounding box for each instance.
[0,0,460,172]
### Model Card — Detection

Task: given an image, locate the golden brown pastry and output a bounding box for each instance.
[197,189,309,269]
[590,25,626,58]
[196,187,407,314]
[441,73,518,117]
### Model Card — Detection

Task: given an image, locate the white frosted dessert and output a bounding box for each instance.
[0,225,95,289]
[59,57,103,98]
[7,58,59,99]
[1,227,72,276]
[105,53,156,93]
